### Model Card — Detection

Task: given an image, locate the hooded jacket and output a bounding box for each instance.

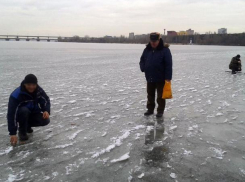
[7,81,51,135]
[139,38,172,82]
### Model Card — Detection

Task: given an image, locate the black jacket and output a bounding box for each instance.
[229,57,242,70]
[140,38,173,82]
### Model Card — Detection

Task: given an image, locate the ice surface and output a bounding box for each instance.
[170,173,177,179]
[111,152,130,163]
[0,42,245,181]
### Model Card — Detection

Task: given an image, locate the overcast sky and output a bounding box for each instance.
[0,0,244,37]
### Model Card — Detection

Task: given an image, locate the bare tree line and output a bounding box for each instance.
[58,33,245,46]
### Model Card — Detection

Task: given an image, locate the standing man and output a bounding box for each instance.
[229,55,242,74]
[7,74,51,145]
[140,32,172,118]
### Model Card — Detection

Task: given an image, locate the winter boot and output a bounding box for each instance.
[27,127,33,134]
[144,110,154,116]
[18,132,29,141]
[156,113,163,118]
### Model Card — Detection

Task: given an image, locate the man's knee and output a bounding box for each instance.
[18,107,31,116]
[42,118,50,126]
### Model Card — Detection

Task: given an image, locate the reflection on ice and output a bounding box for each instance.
[144,118,168,163]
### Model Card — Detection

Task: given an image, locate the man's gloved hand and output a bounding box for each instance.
[10,135,18,146]
[43,111,49,119]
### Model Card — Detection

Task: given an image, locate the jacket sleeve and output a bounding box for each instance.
[7,96,19,135]
[139,49,146,72]
[164,48,173,80]
[39,89,51,115]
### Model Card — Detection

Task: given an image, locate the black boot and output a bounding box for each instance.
[27,127,33,133]
[144,110,154,116]
[156,113,163,118]
[18,132,29,141]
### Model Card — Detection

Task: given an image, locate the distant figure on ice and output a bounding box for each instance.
[7,74,51,145]
[229,55,242,74]
[139,32,172,118]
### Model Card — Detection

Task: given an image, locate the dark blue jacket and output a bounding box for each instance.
[140,39,172,82]
[7,81,51,135]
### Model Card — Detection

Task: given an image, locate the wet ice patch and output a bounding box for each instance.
[183,149,193,155]
[68,130,83,140]
[146,126,154,134]
[91,130,130,158]
[0,146,13,156]
[188,124,198,131]
[54,109,63,113]
[209,147,226,159]
[216,112,223,116]
[128,175,133,182]
[135,133,142,139]
[138,173,144,178]
[132,125,145,130]
[6,170,25,182]
[221,101,230,107]
[73,111,94,118]
[169,125,177,131]
[171,117,176,121]
[49,143,74,149]
[7,174,17,182]
[207,100,212,105]
[110,115,121,119]
[170,173,177,179]
[167,162,172,168]
[188,127,194,131]
[239,168,245,175]
[44,176,50,180]
[111,152,130,163]
[0,123,6,128]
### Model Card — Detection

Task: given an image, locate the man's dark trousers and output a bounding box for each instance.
[232,67,241,74]
[147,82,166,114]
[17,107,50,134]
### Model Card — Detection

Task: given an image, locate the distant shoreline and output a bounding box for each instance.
[0,40,244,47]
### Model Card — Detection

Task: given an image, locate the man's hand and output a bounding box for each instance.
[165,80,171,83]
[43,111,50,119]
[10,135,18,146]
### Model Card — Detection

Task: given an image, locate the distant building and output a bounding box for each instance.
[104,35,113,39]
[129,32,134,39]
[218,28,227,34]
[178,31,187,35]
[167,31,177,36]
[186,29,194,35]
[135,34,147,39]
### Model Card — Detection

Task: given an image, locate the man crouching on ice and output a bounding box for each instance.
[7,74,51,145]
